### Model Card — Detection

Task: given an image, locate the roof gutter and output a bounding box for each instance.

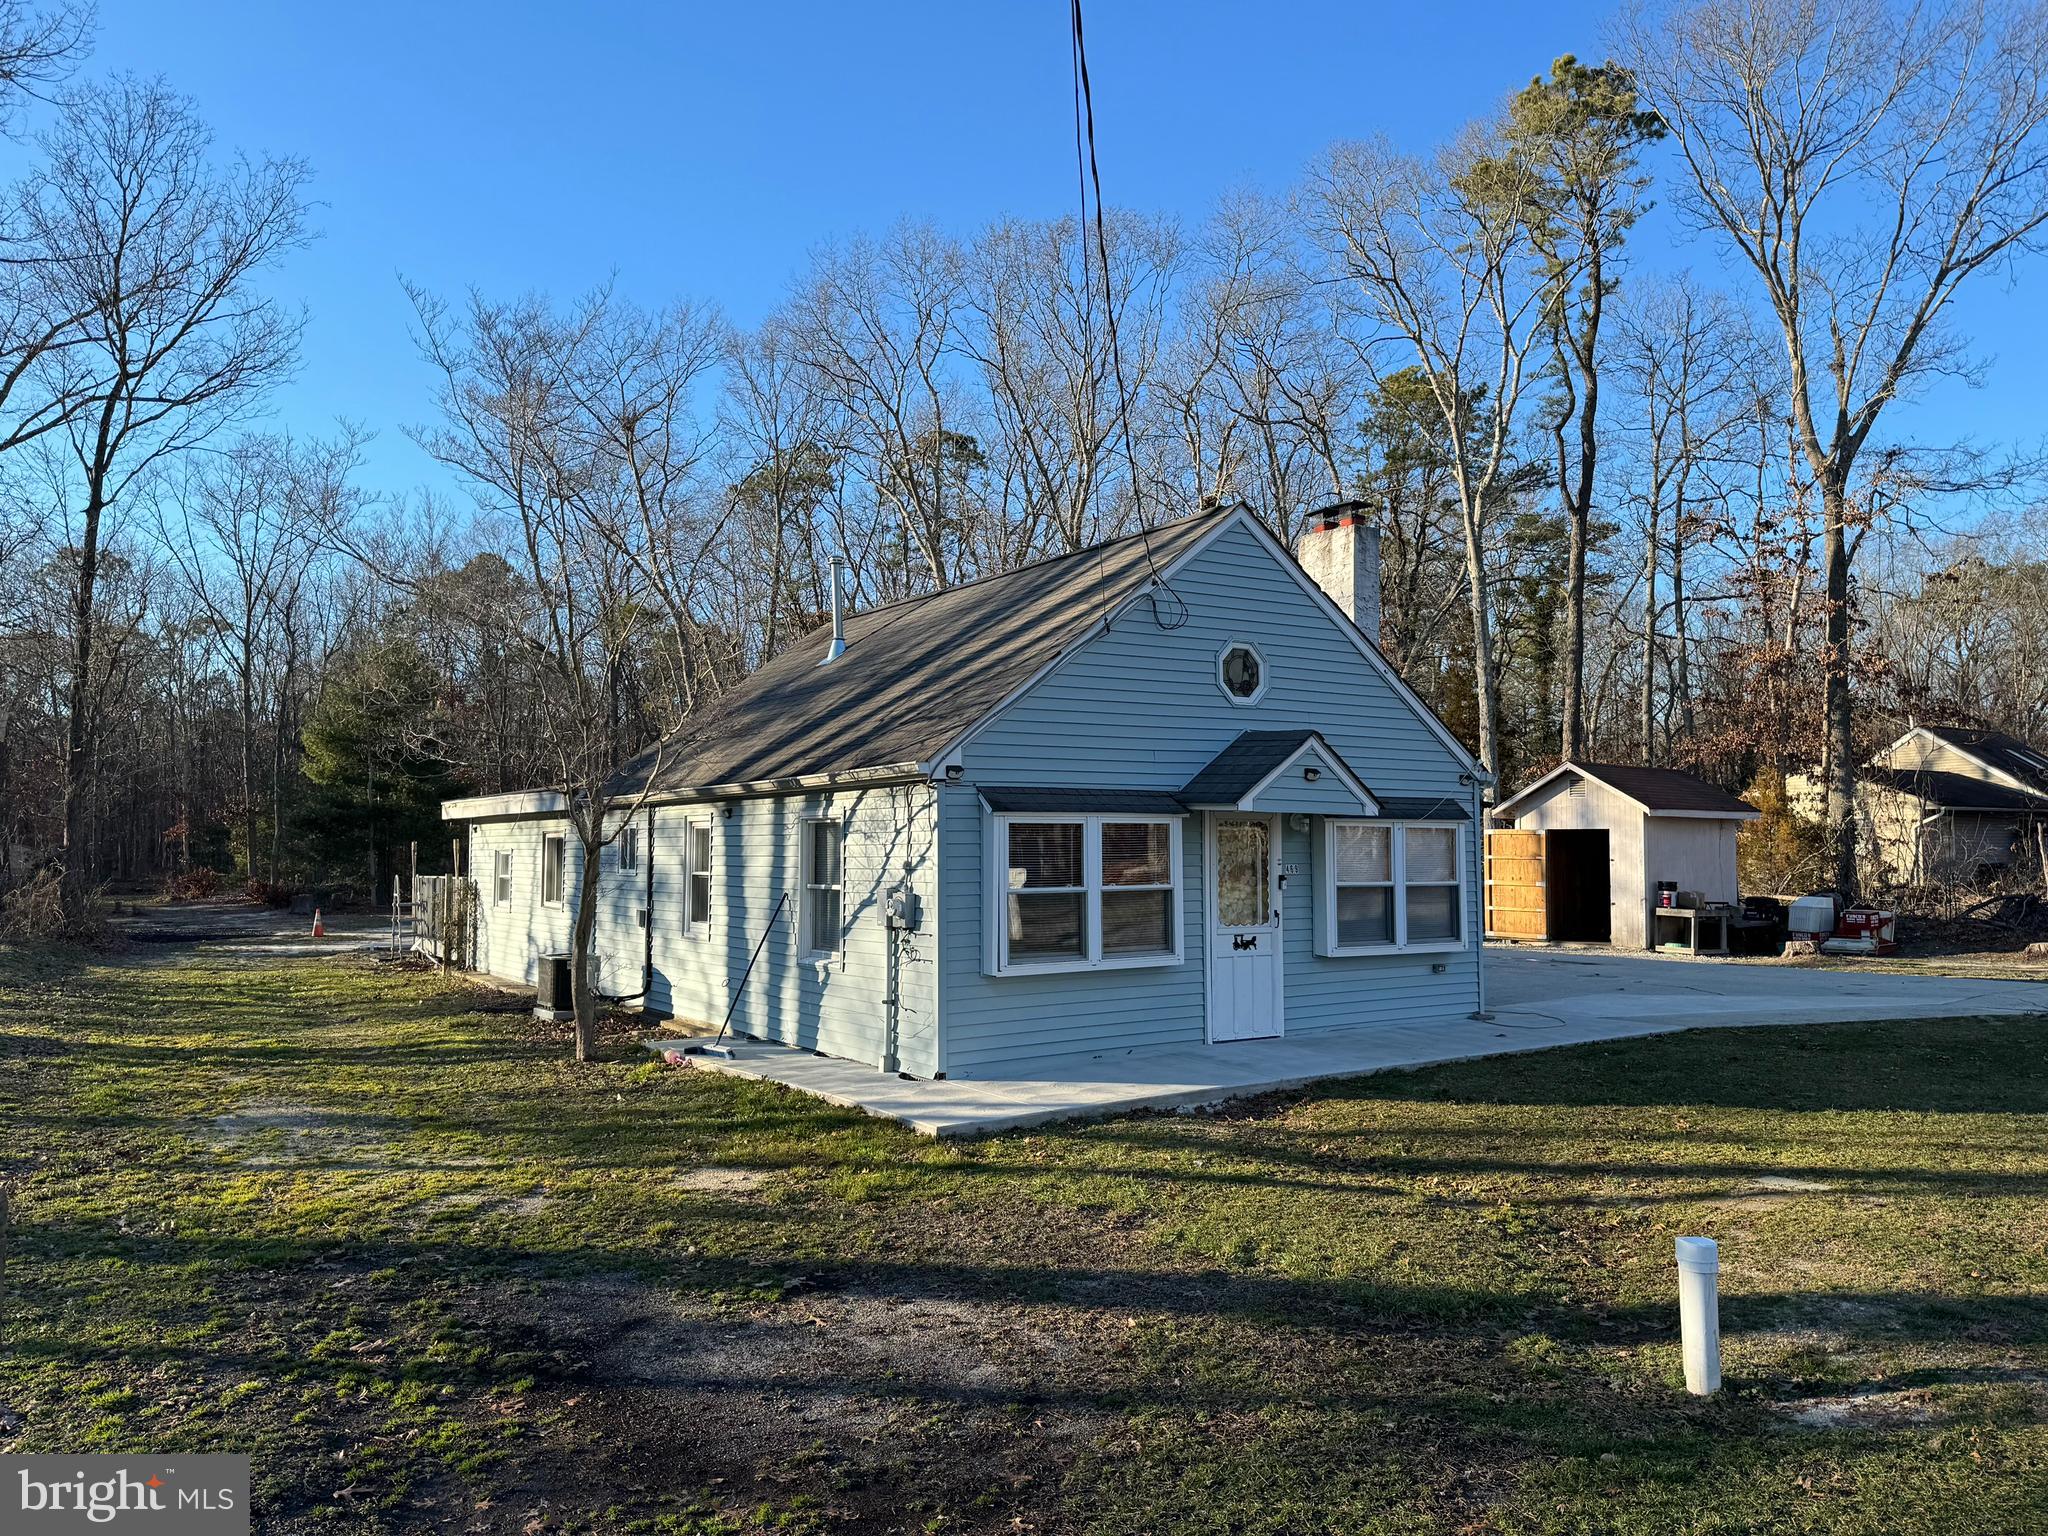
[633,761,929,809]
[441,764,931,822]
[440,789,569,821]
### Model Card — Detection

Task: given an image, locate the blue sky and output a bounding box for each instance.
[71,1,2048,504]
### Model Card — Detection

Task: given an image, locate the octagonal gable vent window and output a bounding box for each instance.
[1218,642,1266,705]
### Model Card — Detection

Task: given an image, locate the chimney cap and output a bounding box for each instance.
[1308,498,1374,530]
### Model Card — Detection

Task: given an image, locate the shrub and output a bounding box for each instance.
[1738,770,1830,895]
[163,866,221,901]
[246,879,297,908]
[0,868,115,947]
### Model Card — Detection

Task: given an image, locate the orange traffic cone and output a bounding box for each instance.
[311,908,325,939]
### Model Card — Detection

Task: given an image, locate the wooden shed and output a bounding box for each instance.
[1485,762,1759,950]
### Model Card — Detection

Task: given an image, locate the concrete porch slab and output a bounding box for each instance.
[647,951,2048,1137]
[641,1016,1685,1137]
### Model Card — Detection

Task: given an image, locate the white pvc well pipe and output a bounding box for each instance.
[1675,1236,1722,1394]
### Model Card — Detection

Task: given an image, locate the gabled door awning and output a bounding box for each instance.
[1178,730,1379,816]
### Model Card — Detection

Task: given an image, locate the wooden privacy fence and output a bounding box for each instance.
[413,874,479,970]
[1484,829,1549,941]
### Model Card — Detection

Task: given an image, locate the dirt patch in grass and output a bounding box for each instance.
[198,1101,421,1169]
[1779,1387,1945,1429]
[672,1167,772,1194]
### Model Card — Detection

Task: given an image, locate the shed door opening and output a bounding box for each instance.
[1546,829,1611,943]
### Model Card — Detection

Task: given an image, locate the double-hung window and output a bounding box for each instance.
[1402,825,1462,942]
[801,817,843,958]
[684,817,713,938]
[988,813,1182,974]
[493,849,513,906]
[1319,820,1466,954]
[618,824,639,872]
[1330,823,1393,946]
[540,833,566,907]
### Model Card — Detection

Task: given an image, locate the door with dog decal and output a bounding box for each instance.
[1207,813,1282,1041]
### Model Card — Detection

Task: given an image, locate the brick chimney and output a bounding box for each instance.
[1295,500,1381,644]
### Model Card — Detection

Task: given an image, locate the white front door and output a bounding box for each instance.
[1207,813,1283,1042]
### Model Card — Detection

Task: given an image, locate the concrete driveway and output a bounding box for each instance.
[653,948,2048,1137]
[1485,947,2048,1032]
[113,899,391,954]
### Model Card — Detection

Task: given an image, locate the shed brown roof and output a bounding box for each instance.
[1496,761,1757,819]
[1571,762,1758,815]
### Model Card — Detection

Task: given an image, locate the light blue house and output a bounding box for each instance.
[441,502,1487,1080]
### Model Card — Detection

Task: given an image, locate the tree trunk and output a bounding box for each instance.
[240,662,257,886]
[1642,499,1659,764]
[1557,266,1604,764]
[60,487,106,915]
[1561,506,1588,761]
[570,815,604,1063]
[1671,483,1693,749]
[1460,514,1499,779]
[1821,481,1858,897]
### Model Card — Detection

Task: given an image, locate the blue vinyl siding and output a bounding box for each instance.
[1238,742,1376,815]
[938,518,1482,1077]
[1285,816,1481,1032]
[466,815,581,986]
[470,784,940,1079]
[939,786,1208,1072]
[646,783,941,1077]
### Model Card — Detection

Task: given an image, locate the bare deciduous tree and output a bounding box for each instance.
[1307,127,1552,778]
[961,210,1178,554]
[410,288,676,1061]
[20,77,310,909]
[1619,0,2048,892]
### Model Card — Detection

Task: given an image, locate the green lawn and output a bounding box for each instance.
[2,944,2045,1534]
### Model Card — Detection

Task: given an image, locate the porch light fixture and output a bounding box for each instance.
[1303,766,1321,782]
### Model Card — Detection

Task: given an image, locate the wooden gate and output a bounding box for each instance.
[1484,830,1549,941]
[413,874,479,970]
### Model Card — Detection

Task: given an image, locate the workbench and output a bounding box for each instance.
[1652,905,1731,957]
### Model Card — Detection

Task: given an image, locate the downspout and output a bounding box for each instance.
[641,803,656,998]
[882,918,900,1076]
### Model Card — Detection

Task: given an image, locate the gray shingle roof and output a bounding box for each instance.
[1918,725,2048,798]
[1178,730,1338,805]
[978,787,1189,815]
[609,508,1230,798]
[1864,764,2048,812]
[1374,795,1470,821]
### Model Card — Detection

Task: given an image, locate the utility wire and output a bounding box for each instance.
[1069,0,1187,629]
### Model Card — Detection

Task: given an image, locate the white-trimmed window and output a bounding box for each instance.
[1216,640,1268,705]
[1330,823,1393,946]
[684,817,713,938]
[987,813,1183,975]
[800,817,843,957]
[618,824,639,872]
[493,849,513,906]
[1319,820,1466,954]
[540,833,566,907]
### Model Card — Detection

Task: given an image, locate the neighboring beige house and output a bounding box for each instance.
[1792,725,2048,888]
